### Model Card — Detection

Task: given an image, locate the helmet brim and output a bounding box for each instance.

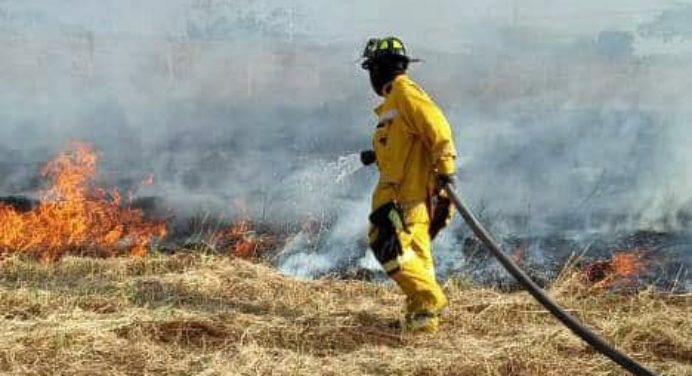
[360,57,421,71]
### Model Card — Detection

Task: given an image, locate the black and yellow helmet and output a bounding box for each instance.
[361,36,420,70]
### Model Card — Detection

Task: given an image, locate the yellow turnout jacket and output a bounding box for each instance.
[371,74,457,223]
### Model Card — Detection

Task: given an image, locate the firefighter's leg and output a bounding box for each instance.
[370,222,447,332]
[391,222,447,331]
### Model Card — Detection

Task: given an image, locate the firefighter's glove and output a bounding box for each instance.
[429,194,454,240]
[435,173,457,194]
[360,150,377,166]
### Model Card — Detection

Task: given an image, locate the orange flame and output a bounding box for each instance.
[211,214,282,259]
[226,218,257,258]
[611,252,646,278]
[0,142,166,261]
[583,250,647,288]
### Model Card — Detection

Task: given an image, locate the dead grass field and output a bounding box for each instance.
[0,253,688,376]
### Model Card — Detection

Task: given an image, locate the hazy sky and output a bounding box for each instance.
[2,1,687,44]
[3,1,690,57]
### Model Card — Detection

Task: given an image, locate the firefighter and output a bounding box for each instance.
[360,37,458,333]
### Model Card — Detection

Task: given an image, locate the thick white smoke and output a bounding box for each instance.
[0,1,690,283]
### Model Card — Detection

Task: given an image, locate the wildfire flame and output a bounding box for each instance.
[583,251,648,288]
[207,215,282,259]
[0,142,166,261]
[611,252,646,278]
[227,219,257,257]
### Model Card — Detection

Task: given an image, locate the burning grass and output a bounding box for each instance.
[0,143,689,374]
[0,142,166,261]
[582,251,649,289]
[0,254,688,376]
[0,140,286,265]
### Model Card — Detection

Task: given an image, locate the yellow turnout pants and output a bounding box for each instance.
[369,222,448,317]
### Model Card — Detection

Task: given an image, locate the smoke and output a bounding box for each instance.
[638,3,692,40]
[1,1,691,284]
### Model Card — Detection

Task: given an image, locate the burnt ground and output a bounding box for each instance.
[2,194,690,293]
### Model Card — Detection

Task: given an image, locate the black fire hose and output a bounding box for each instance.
[443,184,658,376]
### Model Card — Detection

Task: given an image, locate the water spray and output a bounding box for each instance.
[443,184,658,376]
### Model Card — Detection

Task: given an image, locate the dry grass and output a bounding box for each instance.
[0,253,688,376]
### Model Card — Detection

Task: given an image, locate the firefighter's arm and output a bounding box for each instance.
[395,83,457,176]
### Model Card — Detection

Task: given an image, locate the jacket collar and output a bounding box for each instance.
[374,74,408,115]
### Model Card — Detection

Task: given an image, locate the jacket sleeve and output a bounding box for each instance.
[395,82,457,175]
